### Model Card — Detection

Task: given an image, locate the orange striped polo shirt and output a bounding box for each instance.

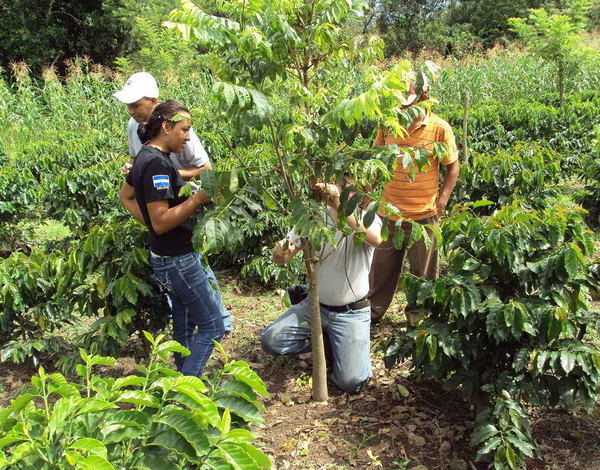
[375,113,458,221]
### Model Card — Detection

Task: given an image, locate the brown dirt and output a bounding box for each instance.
[1,272,600,470]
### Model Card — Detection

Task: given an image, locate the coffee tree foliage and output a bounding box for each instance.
[0,334,271,470]
[167,0,444,400]
[385,203,600,468]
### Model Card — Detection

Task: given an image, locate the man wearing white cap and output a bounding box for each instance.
[113,71,212,178]
[113,72,233,333]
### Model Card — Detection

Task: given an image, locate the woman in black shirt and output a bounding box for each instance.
[119,100,224,377]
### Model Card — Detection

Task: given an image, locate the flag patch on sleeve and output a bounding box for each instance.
[152,175,170,189]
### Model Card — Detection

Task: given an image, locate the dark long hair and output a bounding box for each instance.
[137,99,190,144]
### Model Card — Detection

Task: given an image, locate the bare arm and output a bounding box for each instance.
[437,160,460,214]
[178,161,213,181]
[119,181,146,226]
[147,190,211,235]
[273,238,300,265]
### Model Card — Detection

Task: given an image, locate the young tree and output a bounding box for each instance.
[509,0,598,105]
[166,0,439,400]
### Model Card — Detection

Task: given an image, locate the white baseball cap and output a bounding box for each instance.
[113,72,159,104]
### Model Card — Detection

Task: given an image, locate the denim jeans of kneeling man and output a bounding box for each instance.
[261,297,371,393]
[150,252,225,377]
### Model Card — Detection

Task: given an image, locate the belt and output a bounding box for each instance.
[150,251,173,258]
[320,297,370,313]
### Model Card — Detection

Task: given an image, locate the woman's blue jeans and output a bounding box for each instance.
[150,252,225,377]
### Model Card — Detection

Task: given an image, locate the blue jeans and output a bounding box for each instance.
[204,264,233,332]
[150,252,225,377]
[261,298,371,393]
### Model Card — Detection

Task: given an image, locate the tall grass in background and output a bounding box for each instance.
[424,42,600,112]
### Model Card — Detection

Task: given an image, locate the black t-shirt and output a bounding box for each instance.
[126,145,194,256]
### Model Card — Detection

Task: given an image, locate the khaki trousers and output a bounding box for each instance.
[368,215,439,324]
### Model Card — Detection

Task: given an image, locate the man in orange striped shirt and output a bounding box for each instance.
[369,75,460,325]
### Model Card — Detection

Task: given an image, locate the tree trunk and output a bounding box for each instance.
[461,90,469,166]
[301,239,328,402]
[558,62,564,106]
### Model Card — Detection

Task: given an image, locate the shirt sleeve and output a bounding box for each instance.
[180,127,209,168]
[440,122,459,166]
[142,159,176,203]
[125,170,133,186]
[374,129,386,147]
[127,119,143,159]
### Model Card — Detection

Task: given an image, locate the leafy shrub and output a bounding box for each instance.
[576,126,600,228]
[451,143,561,214]
[64,220,171,365]
[40,158,126,233]
[385,204,600,468]
[0,333,271,470]
[0,249,82,365]
[0,166,39,221]
[442,91,600,162]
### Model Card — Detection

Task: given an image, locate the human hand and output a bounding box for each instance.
[314,182,341,209]
[436,194,449,215]
[122,162,133,175]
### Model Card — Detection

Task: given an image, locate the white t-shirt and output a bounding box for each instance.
[127,117,209,169]
[289,209,382,306]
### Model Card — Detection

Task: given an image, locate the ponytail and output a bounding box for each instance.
[138,99,190,144]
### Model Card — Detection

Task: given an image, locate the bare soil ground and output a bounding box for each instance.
[1,271,599,470]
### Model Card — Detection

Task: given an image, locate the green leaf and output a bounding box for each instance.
[156,340,191,357]
[477,436,502,456]
[69,438,108,459]
[471,424,499,446]
[220,408,232,435]
[218,442,262,470]
[224,361,268,397]
[229,443,272,468]
[154,411,210,456]
[506,446,518,469]
[147,426,199,462]
[215,396,263,424]
[76,454,115,470]
[117,391,160,408]
[560,351,576,374]
[112,376,147,390]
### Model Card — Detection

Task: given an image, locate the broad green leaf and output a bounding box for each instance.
[112,376,147,390]
[75,454,114,470]
[156,340,191,356]
[154,411,210,456]
[228,443,271,469]
[220,408,231,435]
[215,396,263,424]
[171,391,220,427]
[69,438,107,459]
[225,361,268,397]
[471,424,499,447]
[477,436,502,456]
[9,441,36,464]
[117,391,160,408]
[147,426,199,462]
[506,446,518,469]
[218,442,261,470]
[560,351,576,374]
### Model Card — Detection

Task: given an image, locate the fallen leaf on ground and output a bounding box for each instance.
[408,433,426,447]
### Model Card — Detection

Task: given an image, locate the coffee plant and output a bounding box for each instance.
[0,249,82,365]
[0,333,271,470]
[451,143,561,214]
[385,204,600,468]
